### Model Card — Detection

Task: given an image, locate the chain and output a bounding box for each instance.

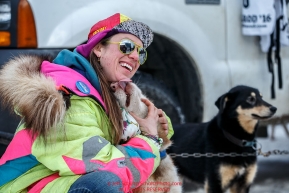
[169,148,289,158]
[169,152,256,158]
[256,149,289,157]
[1,132,288,158]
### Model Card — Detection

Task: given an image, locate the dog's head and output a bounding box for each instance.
[111,81,148,119]
[215,85,277,134]
[111,81,172,149]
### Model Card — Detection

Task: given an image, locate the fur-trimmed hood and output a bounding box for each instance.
[0,54,106,139]
[0,55,67,138]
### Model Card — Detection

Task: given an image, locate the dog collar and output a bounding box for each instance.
[223,130,257,148]
[160,150,167,160]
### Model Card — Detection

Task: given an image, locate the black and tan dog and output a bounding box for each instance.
[168,85,277,193]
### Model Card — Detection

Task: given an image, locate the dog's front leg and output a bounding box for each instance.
[229,182,251,193]
[205,172,224,193]
[229,163,257,193]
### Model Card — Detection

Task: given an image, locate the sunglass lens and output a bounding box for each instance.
[119,40,135,54]
[118,39,147,65]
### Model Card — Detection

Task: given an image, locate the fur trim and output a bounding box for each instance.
[0,55,66,139]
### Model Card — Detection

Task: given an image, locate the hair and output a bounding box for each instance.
[89,39,123,145]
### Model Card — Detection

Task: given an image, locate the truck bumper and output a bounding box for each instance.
[0,48,62,65]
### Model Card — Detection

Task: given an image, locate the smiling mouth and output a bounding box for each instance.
[120,63,132,72]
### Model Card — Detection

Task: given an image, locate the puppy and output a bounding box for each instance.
[110,81,182,193]
[168,85,277,193]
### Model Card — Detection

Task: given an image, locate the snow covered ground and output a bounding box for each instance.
[182,125,289,193]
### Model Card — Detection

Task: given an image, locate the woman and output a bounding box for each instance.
[0,13,173,192]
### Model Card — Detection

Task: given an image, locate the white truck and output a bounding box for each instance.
[0,0,288,154]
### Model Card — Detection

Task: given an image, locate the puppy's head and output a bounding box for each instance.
[111,81,148,118]
[215,85,277,133]
[111,81,172,148]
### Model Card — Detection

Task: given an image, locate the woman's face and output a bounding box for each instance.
[93,33,143,82]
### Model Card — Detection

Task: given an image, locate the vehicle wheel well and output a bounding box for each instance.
[138,33,203,124]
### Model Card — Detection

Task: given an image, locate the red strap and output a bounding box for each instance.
[56,85,70,95]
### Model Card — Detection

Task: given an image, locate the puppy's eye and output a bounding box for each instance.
[247,96,256,105]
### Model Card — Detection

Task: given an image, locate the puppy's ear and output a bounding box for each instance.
[215,93,228,113]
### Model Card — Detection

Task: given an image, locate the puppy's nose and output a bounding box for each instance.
[270,106,277,113]
[110,82,118,92]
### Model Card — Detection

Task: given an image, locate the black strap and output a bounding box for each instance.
[266,0,286,99]
[275,16,283,89]
[267,33,275,99]
[223,130,256,148]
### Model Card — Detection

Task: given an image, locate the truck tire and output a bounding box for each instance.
[132,72,185,124]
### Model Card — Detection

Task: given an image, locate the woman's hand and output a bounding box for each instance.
[130,98,158,136]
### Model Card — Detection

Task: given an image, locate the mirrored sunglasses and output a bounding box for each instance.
[106,39,147,65]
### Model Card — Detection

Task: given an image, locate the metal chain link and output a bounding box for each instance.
[169,148,289,158]
[257,149,289,157]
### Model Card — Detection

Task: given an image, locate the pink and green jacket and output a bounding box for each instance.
[0,50,174,193]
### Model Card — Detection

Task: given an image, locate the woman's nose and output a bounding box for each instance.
[128,49,139,62]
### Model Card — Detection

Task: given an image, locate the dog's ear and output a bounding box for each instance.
[215,93,228,113]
